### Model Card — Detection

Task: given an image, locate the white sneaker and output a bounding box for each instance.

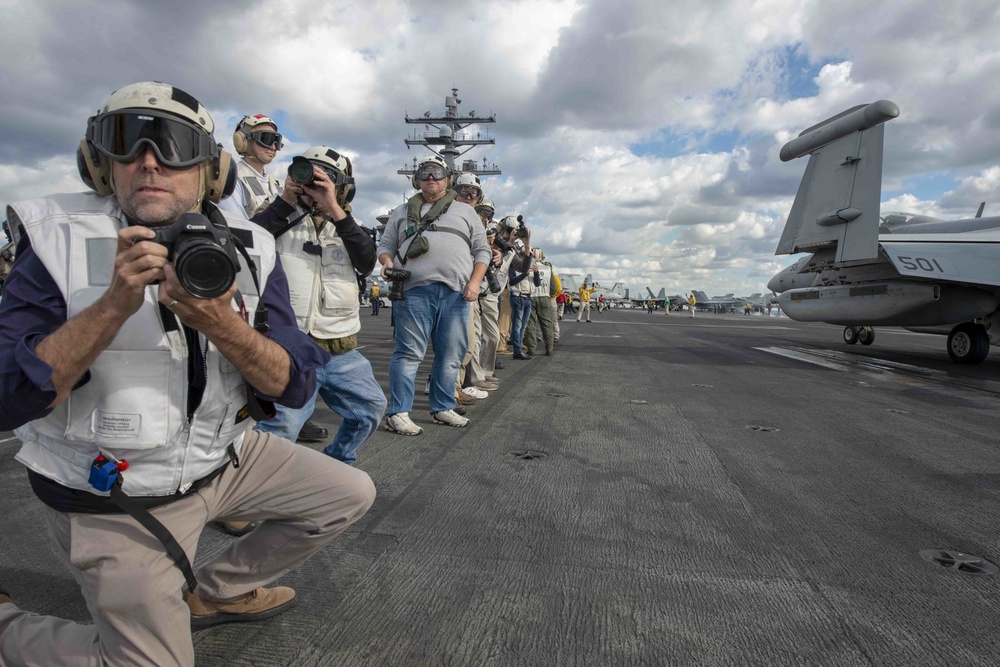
[423,377,430,395]
[473,380,500,392]
[385,412,423,436]
[462,386,488,400]
[432,409,469,427]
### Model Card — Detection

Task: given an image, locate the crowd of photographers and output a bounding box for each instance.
[0,79,575,665]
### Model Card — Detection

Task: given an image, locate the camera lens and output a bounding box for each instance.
[173,238,236,299]
[288,158,315,186]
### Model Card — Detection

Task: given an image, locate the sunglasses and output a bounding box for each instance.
[88,111,218,168]
[251,130,284,150]
[415,164,448,181]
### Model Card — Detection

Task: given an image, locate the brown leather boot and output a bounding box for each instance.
[186,586,297,630]
[219,521,257,537]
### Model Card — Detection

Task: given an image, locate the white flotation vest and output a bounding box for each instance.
[236,159,281,218]
[9,191,277,497]
[531,263,552,299]
[278,212,360,340]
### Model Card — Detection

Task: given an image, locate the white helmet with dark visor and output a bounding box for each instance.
[86,82,220,169]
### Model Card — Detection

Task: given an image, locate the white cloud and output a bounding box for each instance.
[1,0,999,297]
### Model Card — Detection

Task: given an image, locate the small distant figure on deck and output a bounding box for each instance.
[744,302,752,316]
[687,293,697,317]
[646,300,655,314]
[370,281,381,315]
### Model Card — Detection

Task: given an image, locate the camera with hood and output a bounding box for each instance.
[150,213,239,299]
[500,215,528,239]
[384,267,411,301]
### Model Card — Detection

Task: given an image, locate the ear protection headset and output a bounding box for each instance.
[233,114,279,156]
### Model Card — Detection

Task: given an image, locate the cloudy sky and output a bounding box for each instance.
[2,0,999,298]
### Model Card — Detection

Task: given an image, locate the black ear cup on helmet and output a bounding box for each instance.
[341,155,356,204]
[76,140,113,196]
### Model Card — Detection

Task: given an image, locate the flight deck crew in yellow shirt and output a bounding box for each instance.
[577,283,596,323]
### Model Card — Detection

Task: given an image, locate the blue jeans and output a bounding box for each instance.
[255,349,386,465]
[509,295,533,355]
[388,283,469,415]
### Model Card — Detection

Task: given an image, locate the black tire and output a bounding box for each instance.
[859,326,875,346]
[948,323,989,364]
[843,326,860,345]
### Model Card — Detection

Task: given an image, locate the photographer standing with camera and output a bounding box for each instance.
[250,146,386,468]
[0,82,375,666]
[376,157,491,435]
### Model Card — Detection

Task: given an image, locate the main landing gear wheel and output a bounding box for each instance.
[843,326,860,345]
[858,326,875,346]
[947,323,990,364]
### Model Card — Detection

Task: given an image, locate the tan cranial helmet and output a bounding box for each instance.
[453,171,483,205]
[294,145,356,205]
[77,81,235,202]
[411,156,453,189]
[233,114,282,156]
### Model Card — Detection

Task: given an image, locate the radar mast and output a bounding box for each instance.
[398,88,501,179]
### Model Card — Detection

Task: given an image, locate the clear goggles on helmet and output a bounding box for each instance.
[87,110,218,168]
[415,163,449,181]
[456,186,481,199]
[251,130,284,150]
[477,207,494,221]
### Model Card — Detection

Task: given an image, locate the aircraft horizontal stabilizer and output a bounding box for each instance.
[776,100,900,263]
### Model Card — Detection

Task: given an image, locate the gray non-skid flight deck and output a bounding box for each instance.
[3,311,1000,666]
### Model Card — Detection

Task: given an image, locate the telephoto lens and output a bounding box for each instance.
[486,269,502,294]
[288,156,316,186]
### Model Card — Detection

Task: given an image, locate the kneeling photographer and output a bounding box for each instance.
[376,157,491,435]
[251,146,386,469]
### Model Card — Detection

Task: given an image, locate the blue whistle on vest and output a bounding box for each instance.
[89,454,129,493]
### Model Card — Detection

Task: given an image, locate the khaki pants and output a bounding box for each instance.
[479,296,500,376]
[577,301,591,321]
[457,303,482,388]
[497,289,512,352]
[0,430,375,667]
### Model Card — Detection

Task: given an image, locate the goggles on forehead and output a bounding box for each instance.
[87,110,219,168]
[456,186,481,199]
[415,163,449,181]
[251,130,284,150]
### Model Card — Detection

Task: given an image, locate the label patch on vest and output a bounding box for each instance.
[235,404,251,424]
[86,238,117,286]
[93,410,141,437]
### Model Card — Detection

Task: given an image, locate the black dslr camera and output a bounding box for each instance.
[150,213,239,299]
[384,267,411,301]
[485,268,503,294]
[288,156,319,186]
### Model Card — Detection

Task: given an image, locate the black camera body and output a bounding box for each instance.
[150,213,239,299]
[485,268,502,294]
[384,267,411,301]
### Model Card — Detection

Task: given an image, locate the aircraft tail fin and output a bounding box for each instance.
[693,290,710,303]
[776,100,899,263]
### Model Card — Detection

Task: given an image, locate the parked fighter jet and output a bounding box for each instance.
[646,288,688,309]
[769,100,1000,364]
[583,275,627,303]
